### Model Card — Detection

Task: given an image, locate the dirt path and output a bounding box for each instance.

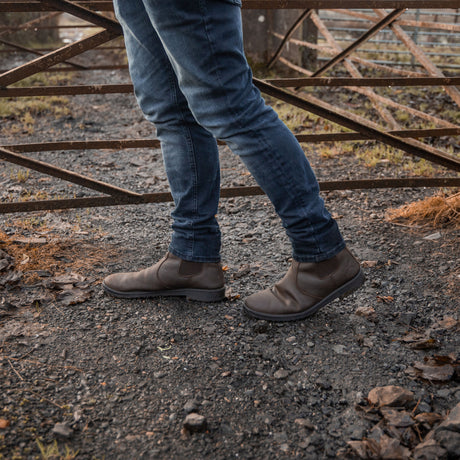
[1,65,459,459]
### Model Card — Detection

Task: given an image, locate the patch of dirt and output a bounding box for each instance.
[1,55,459,459]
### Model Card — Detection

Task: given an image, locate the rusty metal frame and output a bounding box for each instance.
[0,0,459,214]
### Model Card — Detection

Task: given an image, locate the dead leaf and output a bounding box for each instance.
[368,386,414,408]
[377,295,394,303]
[398,331,426,343]
[432,354,458,364]
[361,260,378,268]
[381,408,415,428]
[433,316,459,331]
[409,338,441,350]
[347,439,380,459]
[56,287,92,306]
[408,357,455,382]
[355,306,377,320]
[398,332,441,350]
[225,287,240,300]
[378,434,411,460]
[49,272,86,289]
[413,438,447,460]
[414,412,444,426]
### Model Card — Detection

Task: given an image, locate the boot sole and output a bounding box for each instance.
[102,283,226,302]
[243,268,365,322]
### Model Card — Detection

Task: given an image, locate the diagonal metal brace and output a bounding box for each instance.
[0,147,141,197]
[38,0,123,35]
[311,9,405,77]
[0,30,118,87]
[254,79,460,172]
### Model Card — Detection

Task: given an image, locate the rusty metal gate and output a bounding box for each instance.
[0,0,459,214]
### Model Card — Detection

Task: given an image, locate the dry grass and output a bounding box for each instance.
[0,230,118,284]
[386,192,460,229]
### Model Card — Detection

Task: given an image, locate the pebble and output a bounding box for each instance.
[332,345,347,355]
[273,431,288,442]
[183,399,200,414]
[274,369,289,379]
[294,418,316,430]
[437,389,451,398]
[183,413,207,433]
[279,443,290,453]
[52,423,73,438]
[424,232,442,240]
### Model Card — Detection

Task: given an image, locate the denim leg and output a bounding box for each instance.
[113,0,221,262]
[137,0,345,262]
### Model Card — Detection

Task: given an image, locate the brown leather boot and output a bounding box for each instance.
[244,248,364,321]
[103,252,225,302]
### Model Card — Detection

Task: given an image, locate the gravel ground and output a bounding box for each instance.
[1,64,459,459]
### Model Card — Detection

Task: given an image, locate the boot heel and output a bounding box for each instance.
[339,269,365,299]
[186,288,226,302]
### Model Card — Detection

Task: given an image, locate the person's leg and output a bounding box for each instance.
[107,0,364,315]
[138,0,344,263]
[113,0,221,263]
[135,0,363,319]
[103,0,225,301]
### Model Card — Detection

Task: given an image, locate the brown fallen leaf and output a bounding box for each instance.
[347,439,380,459]
[56,287,92,306]
[381,408,415,428]
[397,331,441,350]
[409,338,441,350]
[378,434,411,460]
[434,316,459,330]
[408,357,456,382]
[368,386,414,408]
[413,438,447,460]
[432,354,458,364]
[414,412,444,426]
[48,272,87,289]
[355,306,377,320]
[376,295,394,303]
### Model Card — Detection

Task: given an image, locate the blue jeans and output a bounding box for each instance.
[113,0,345,263]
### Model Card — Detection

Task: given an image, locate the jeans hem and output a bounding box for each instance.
[168,245,221,263]
[292,240,346,264]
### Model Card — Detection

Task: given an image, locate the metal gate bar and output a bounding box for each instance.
[0,0,459,214]
[3,76,460,98]
[2,179,460,214]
